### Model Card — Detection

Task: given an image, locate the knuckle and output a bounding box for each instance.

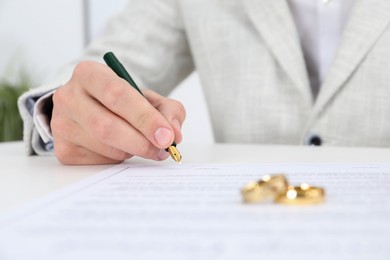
[135,108,155,131]
[88,114,113,140]
[103,80,127,108]
[72,61,94,79]
[72,61,103,87]
[173,100,186,119]
[165,98,186,122]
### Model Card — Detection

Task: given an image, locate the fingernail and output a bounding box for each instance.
[157,149,169,160]
[154,127,173,147]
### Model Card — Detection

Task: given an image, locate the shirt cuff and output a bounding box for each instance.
[33,90,55,151]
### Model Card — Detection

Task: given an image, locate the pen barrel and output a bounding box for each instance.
[103,52,144,96]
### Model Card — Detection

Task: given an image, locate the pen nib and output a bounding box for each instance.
[167,145,182,163]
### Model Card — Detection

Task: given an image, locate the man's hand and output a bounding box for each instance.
[51,61,185,165]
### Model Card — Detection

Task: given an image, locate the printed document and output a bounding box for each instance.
[0,163,389,260]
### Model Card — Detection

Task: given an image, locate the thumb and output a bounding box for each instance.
[143,90,186,144]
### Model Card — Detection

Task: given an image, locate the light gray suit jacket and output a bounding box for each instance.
[18,0,390,155]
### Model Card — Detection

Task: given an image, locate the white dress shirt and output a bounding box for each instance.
[287,0,356,98]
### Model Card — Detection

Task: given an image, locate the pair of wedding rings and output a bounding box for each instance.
[241,174,325,205]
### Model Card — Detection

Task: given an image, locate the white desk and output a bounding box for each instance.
[1,141,390,259]
[1,141,390,214]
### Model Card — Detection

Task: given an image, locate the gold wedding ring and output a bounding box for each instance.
[241,174,288,203]
[241,174,326,206]
[275,183,325,205]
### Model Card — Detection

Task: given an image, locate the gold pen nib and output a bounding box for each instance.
[167,145,182,163]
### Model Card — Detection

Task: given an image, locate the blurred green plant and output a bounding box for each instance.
[0,78,30,142]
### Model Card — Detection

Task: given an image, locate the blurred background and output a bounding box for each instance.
[0,0,214,144]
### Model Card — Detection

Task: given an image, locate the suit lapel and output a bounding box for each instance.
[243,0,312,106]
[311,0,390,120]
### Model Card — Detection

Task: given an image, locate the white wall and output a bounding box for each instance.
[87,0,129,40]
[0,0,84,84]
[0,0,214,144]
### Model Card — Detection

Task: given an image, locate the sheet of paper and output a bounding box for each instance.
[1,163,389,260]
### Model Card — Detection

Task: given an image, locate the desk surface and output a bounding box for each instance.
[1,141,390,213]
